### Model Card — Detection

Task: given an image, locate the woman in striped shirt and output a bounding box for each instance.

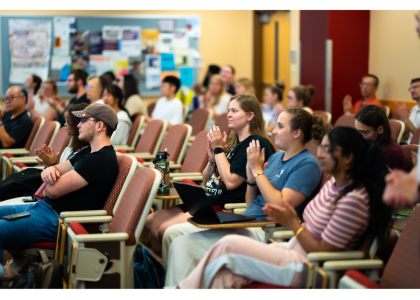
[174,127,393,289]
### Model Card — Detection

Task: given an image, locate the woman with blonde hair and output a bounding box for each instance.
[86,76,105,104]
[145,94,276,244]
[28,78,59,121]
[199,74,231,125]
[287,84,316,114]
[235,78,255,97]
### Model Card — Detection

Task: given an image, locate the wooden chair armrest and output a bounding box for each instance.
[308,251,365,263]
[63,216,113,225]
[273,230,294,241]
[113,145,135,152]
[0,149,29,155]
[323,259,383,271]
[60,210,108,218]
[74,233,129,243]
[233,208,246,215]
[171,176,203,182]
[129,153,156,160]
[170,172,202,177]
[21,166,45,171]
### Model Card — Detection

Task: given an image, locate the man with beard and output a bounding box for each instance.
[0,104,119,281]
[49,69,90,126]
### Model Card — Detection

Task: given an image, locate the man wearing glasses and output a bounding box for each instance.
[0,86,33,149]
[343,74,383,115]
[48,69,89,127]
[394,78,420,143]
[0,103,119,281]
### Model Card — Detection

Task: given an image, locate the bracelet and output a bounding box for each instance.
[254,171,264,178]
[295,227,305,239]
[246,180,257,186]
[208,160,216,166]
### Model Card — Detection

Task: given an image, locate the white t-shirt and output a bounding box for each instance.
[212,94,231,116]
[94,99,105,104]
[408,104,420,143]
[125,94,147,117]
[34,95,50,116]
[151,97,184,126]
[111,110,133,145]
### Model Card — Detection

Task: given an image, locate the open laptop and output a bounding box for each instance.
[173,181,255,224]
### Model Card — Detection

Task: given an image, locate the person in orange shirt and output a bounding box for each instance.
[343,74,383,115]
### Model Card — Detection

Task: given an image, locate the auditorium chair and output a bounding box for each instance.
[113,115,145,152]
[65,167,161,289]
[401,144,419,172]
[187,108,212,142]
[389,119,405,143]
[147,102,156,117]
[214,112,231,136]
[313,110,332,124]
[333,114,355,128]
[409,127,420,145]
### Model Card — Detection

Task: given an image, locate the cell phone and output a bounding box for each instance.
[2,213,31,221]
[23,198,37,203]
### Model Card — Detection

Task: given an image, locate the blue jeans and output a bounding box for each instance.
[0,200,61,288]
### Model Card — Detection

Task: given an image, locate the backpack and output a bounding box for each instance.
[0,168,43,201]
[9,251,63,289]
[134,244,165,289]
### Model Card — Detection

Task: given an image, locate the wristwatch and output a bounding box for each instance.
[0,121,3,126]
[213,147,224,155]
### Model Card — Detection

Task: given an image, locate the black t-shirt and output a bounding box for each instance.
[205,135,275,206]
[0,111,33,149]
[44,145,119,213]
[226,84,236,96]
[58,93,90,126]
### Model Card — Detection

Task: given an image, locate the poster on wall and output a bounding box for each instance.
[89,56,111,77]
[173,29,189,49]
[51,55,71,81]
[102,26,122,56]
[145,54,161,89]
[121,26,141,57]
[141,29,159,55]
[158,19,176,33]
[53,17,74,55]
[9,19,52,83]
[88,31,103,55]
[186,18,201,38]
[157,33,175,53]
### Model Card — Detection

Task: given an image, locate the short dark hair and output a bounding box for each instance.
[19,87,28,104]
[105,84,129,114]
[364,74,379,86]
[70,69,88,86]
[93,117,115,137]
[163,75,181,93]
[122,74,140,101]
[226,65,235,75]
[101,71,116,83]
[31,74,42,95]
[411,78,420,85]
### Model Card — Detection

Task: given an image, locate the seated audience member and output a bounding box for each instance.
[23,74,42,102]
[117,74,147,117]
[50,69,89,127]
[383,167,420,208]
[27,78,58,121]
[287,85,315,114]
[199,74,231,127]
[164,108,330,285]
[0,103,90,205]
[202,64,221,90]
[101,71,116,86]
[234,78,255,96]
[103,84,132,145]
[174,126,393,289]
[72,32,85,55]
[343,74,383,115]
[144,76,183,129]
[145,94,276,241]
[86,76,105,104]
[220,65,236,95]
[354,105,406,170]
[0,103,119,280]
[0,86,33,149]
[263,82,285,132]
[394,77,420,143]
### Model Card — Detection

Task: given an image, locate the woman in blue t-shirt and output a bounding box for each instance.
[164,108,331,286]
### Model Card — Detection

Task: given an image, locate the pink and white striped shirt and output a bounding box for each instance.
[302,179,370,250]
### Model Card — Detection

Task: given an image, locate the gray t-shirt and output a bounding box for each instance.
[243,149,322,220]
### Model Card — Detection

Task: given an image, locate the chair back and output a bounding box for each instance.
[102,155,137,216]
[334,114,355,128]
[389,119,405,143]
[29,121,58,156]
[401,144,419,172]
[214,112,231,136]
[134,119,167,155]
[313,110,332,124]
[147,102,156,117]
[383,105,390,118]
[180,130,209,173]
[24,116,45,150]
[183,105,189,122]
[379,204,420,288]
[410,127,420,145]
[159,124,192,164]
[305,139,319,158]
[109,168,161,246]
[50,127,71,163]
[187,108,212,136]
[126,115,145,148]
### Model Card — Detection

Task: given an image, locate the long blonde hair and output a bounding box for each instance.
[236,78,255,97]
[209,74,225,106]
[225,94,275,153]
[37,78,59,101]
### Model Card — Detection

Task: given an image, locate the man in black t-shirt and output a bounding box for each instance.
[0,104,119,279]
[0,86,33,149]
[48,69,90,127]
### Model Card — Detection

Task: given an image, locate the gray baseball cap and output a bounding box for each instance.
[72,103,118,130]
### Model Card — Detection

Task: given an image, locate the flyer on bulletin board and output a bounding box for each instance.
[121,26,141,57]
[145,54,161,89]
[102,26,122,56]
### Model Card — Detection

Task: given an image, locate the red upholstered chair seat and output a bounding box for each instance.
[136,157,146,163]
[14,162,28,168]
[180,178,198,185]
[4,153,15,158]
[69,221,89,235]
[16,242,56,251]
[117,149,128,154]
[343,270,380,289]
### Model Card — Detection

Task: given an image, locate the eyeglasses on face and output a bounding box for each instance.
[357,130,371,136]
[79,118,97,124]
[3,95,24,102]
[409,85,420,91]
[359,82,375,88]
[317,144,332,156]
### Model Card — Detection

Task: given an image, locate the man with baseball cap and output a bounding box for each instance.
[0,103,119,281]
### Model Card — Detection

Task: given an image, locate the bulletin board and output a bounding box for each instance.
[0,15,201,97]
